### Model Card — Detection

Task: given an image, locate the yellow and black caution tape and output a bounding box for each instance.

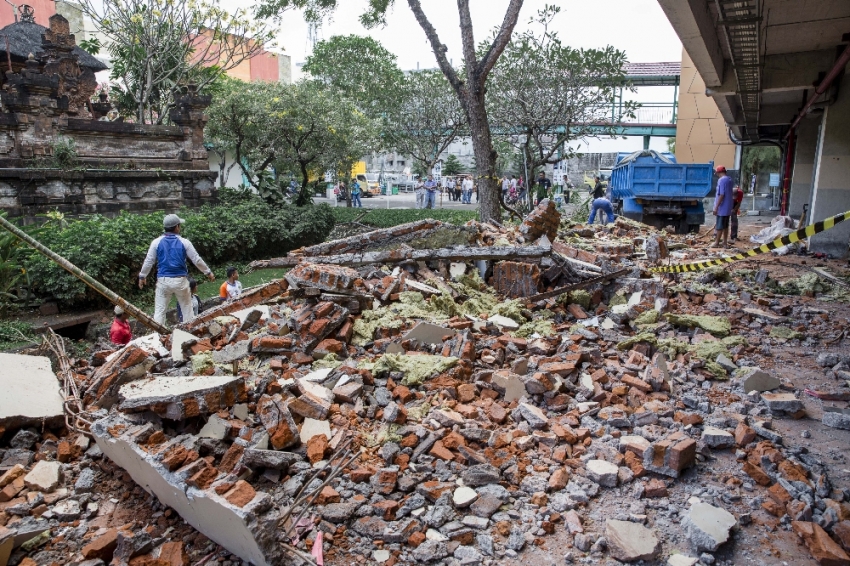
[650,210,850,273]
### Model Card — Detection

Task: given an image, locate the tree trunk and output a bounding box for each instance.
[299,162,310,201]
[466,94,499,222]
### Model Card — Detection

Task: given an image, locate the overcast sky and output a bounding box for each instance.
[263,0,682,77]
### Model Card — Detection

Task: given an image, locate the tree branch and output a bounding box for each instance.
[477,0,523,80]
[406,0,462,92]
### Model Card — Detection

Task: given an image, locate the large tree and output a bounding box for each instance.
[488,5,635,180]
[77,0,274,124]
[256,0,525,222]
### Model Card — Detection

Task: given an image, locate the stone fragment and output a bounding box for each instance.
[243,449,300,471]
[491,372,526,403]
[75,468,96,493]
[823,410,850,430]
[461,464,501,487]
[701,427,735,449]
[761,392,804,414]
[470,495,501,518]
[404,322,455,345]
[643,432,696,478]
[488,315,519,330]
[412,540,449,563]
[24,461,61,493]
[199,415,230,440]
[453,486,478,508]
[256,394,300,450]
[740,368,780,393]
[82,529,119,561]
[683,502,736,552]
[306,434,329,464]
[515,402,548,429]
[586,459,619,487]
[619,435,650,457]
[605,519,661,562]
[667,555,699,566]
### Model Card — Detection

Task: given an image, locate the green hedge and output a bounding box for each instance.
[331,208,478,228]
[27,199,335,306]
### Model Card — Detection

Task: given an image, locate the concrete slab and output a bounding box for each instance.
[300,418,332,444]
[0,354,64,430]
[118,375,245,419]
[232,306,271,327]
[92,414,283,566]
[107,333,168,363]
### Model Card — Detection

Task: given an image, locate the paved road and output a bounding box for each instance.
[315,190,482,211]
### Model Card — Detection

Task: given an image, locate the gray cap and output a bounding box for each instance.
[114,305,125,316]
[163,214,185,229]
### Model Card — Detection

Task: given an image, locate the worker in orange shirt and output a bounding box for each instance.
[219,266,242,302]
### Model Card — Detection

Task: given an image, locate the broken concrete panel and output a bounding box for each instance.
[0,354,64,430]
[231,306,270,328]
[488,315,519,331]
[85,346,157,409]
[403,322,455,346]
[491,371,526,403]
[118,375,246,420]
[199,415,229,440]
[605,519,660,562]
[171,329,196,364]
[92,414,283,566]
[683,502,736,552]
[823,408,850,430]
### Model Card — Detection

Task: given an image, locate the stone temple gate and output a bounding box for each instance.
[0,7,217,222]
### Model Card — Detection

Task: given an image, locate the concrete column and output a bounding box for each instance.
[810,72,850,257]
[787,116,822,220]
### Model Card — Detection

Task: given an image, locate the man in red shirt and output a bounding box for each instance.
[109,306,132,346]
[731,185,745,241]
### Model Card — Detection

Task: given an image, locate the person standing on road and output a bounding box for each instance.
[712,166,734,249]
[535,171,552,205]
[415,177,425,209]
[446,176,457,202]
[139,214,215,326]
[462,175,474,204]
[501,175,510,202]
[592,176,605,199]
[424,174,438,209]
[731,184,744,241]
[562,175,571,204]
[350,179,362,208]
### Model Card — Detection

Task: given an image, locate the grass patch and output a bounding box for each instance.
[331,208,478,228]
[195,267,290,300]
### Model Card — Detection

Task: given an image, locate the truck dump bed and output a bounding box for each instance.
[610,151,714,201]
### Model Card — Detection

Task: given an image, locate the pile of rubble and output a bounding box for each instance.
[1,200,849,566]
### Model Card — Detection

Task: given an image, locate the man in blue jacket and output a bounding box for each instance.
[139,214,215,325]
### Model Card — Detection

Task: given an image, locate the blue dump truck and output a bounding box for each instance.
[609,150,714,234]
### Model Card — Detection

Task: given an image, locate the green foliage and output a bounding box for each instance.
[666,137,676,154]
[303,35,405,117]
[206,79,379,196]
[742,146,781,186]
[25,200,335,307]
[0,320,35,350]
[331,208,477,228]
[443,154,463,177]
[51,138,80,169]
[0,216,33,315]
[79,37,102,56]
[487,5,635,173]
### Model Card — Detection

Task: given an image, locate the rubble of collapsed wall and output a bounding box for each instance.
[0,200,849,566]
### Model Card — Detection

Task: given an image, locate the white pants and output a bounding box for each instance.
[415,190,425,209]
[154,276,194,326]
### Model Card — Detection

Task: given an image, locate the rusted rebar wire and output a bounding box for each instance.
[280,543,317,565]
[280,450,358,534]
[0,214,168,334]
[42,329,93,436]
[286,436,354,508]
[281,449,361,540]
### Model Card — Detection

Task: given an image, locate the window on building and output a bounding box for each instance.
[398,161,405,166]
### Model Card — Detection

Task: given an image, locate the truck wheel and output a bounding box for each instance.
[689,224,701,234]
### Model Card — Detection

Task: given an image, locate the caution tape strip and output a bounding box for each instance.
[650,210,850,273]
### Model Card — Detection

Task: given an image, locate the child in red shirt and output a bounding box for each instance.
[109,306,132,345]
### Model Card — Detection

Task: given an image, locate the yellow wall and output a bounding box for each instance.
[675,49,737,168]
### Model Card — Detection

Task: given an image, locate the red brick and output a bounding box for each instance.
[82,528,119,561]
[306,434,329,464]
[792,521,850,565]
[223,480,256,507]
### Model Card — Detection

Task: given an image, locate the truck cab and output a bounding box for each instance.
[355,173,381,197]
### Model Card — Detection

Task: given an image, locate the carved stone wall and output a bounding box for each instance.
[0,169,217,223]
[0,13,219,219]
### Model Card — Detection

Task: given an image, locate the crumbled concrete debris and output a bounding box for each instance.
[3,209,850,566]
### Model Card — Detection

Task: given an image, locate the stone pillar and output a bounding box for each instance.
[809,72,850,257]
[787,116,821,219]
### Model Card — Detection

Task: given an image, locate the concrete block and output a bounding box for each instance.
[118,374,246,419]
[0,354,64,429]
[403,322,455,346]
[300,418,332,444]
[92,414,283,566]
